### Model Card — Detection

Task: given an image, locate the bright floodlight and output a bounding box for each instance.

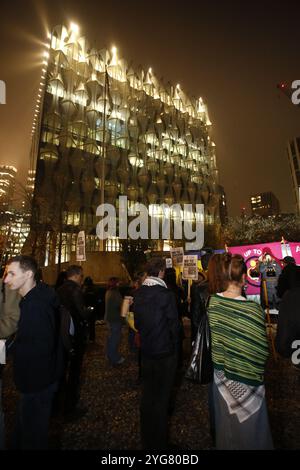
[70,23,79,34]
[111,46,118,65]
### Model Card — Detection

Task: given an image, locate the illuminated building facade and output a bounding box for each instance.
[0,165,17,211]
[29,24,221,266]
[0,166,31,266]
[0,210,30,265]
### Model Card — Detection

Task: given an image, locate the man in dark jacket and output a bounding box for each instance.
[276,265,300,360]
[57,265,89,418]
[133,257,179,450]
[276,256,297,299]
[4,255,61,449]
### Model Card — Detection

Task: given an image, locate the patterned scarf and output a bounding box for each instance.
[214,370,265,423]
[142,276,167,289]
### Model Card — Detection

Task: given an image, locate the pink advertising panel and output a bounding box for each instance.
[228,241,300,295]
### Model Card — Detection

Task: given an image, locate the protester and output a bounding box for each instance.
[190,252,213,343]
[126,272,146,353]
[104,277,124,366]
[276,265,300,360]
[207,253,273,449]
[190,271,208,343]
[82,276,97,342]
[133,257,179,449]
[4,255,62,449]
[57,265,89,419]
[276,256,297,299]
[164,267,185,368]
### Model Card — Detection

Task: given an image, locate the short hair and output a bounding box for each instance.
[83,276,93,286]
[133,271,146,282]
[8,255,38,279]
[164,267,177,289]
[145,257,165,277]
[66,265,83,278]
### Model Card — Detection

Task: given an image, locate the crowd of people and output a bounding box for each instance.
[0,252,299,450]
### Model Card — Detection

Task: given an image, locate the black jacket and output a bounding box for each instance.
[190,280,209,330]
[133,284,180,358]
[13,283,61,393]
[276,264,299,299]
[275,287,300,358]
[57,280,88,342]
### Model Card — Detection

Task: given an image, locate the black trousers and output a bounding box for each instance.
[140,353,177,450]
[64,341,86,413]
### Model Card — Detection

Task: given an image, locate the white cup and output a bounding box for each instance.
[121,296,133,317]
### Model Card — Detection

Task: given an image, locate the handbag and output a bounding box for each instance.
[185,307,213,384]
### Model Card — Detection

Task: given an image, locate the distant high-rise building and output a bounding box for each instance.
[0,209,31,266]
[0,167,33,266]
[287,137,300,214]
[22,169,36,211]
[0,165,17,211]
[250,192,280,216]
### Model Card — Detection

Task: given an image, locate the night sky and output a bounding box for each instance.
[1,0,300,216]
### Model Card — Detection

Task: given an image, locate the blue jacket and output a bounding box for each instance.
[13,283,61,393]
[133,284,179,358]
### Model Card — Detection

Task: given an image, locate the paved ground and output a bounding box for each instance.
[2,320,300,450]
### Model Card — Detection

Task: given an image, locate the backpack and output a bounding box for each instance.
[58,304,75,356]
